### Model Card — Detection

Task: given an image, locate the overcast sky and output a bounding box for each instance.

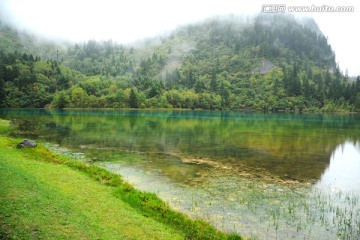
[0,0,359,76]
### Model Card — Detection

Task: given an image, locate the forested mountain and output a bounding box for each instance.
[1,14,360,111]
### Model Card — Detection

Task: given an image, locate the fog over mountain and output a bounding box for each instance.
[0,0,359,76]
[1,11,359,112]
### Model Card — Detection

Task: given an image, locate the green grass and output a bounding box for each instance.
[0,120,242,239]
[0,119,12,134]
[0,138,185,239]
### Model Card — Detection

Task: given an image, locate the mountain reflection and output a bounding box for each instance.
[1,109,360,183]
[316,141,360,191]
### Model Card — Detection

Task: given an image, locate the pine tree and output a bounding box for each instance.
[210,73,218,92]
[0,78,5,107]
[129,88,138,108]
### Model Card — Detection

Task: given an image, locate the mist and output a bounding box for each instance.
[0,0,359,75]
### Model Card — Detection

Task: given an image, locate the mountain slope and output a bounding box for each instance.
[0,14,359,111]
[0,20,67,60]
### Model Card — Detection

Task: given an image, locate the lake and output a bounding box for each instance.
[1,109,360,239]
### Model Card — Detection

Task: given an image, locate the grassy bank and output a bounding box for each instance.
[0,120,241,240]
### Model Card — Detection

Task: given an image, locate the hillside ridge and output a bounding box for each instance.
[1,14,359,111]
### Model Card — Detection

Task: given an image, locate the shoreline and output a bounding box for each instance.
[1,106,359,114]
[0,119,242,240]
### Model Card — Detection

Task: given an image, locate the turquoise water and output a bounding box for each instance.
[1,109,360,239]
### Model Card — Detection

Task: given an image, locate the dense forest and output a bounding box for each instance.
[1,14,359,111]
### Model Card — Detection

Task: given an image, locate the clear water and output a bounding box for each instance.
[1,109,360,239]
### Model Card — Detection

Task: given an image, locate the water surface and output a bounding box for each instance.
[1,109,360,239]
